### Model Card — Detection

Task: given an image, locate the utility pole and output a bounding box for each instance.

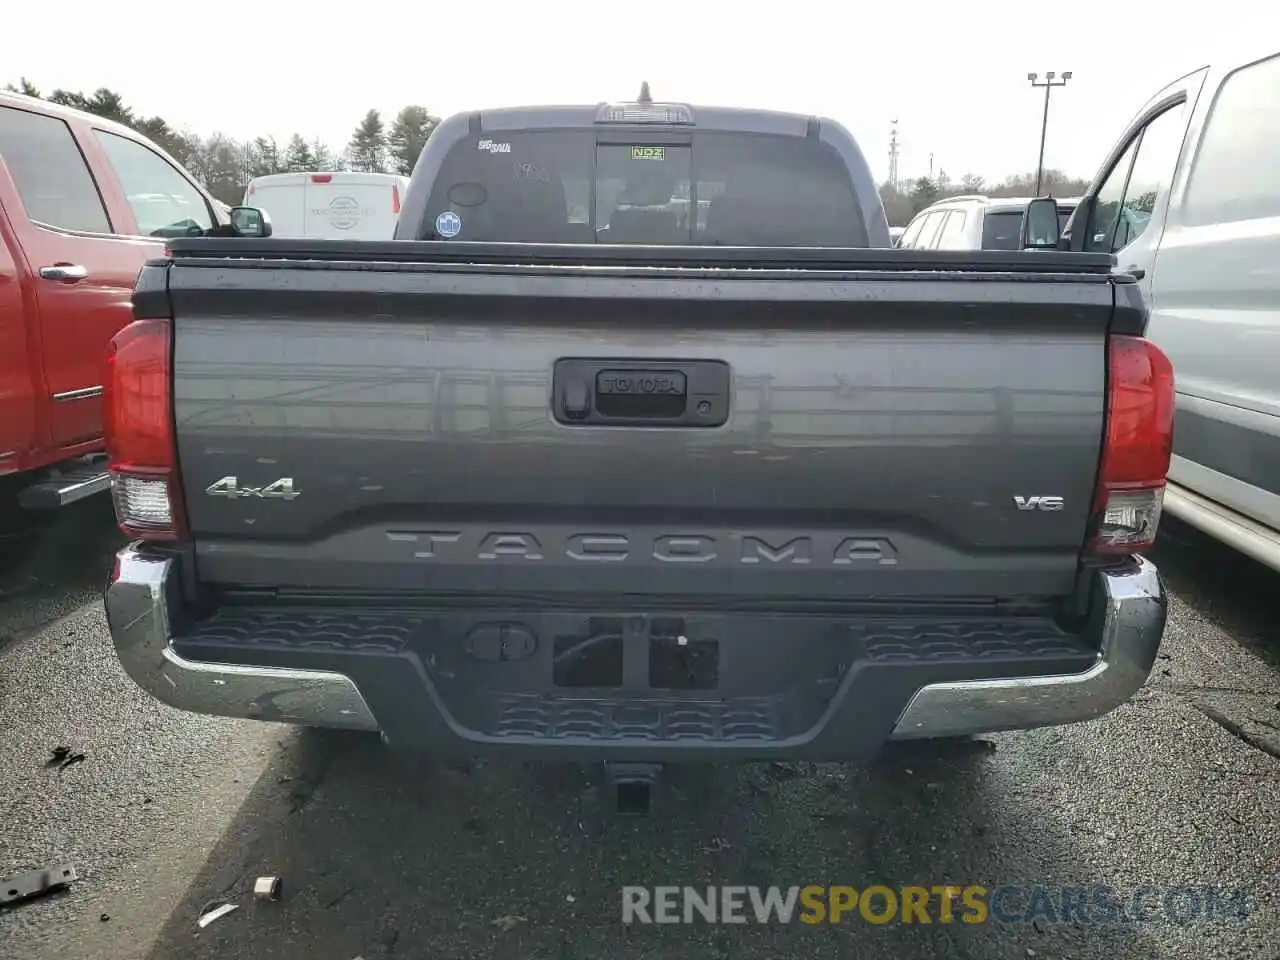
[888,119,900,191]
[1028,71,1072,194]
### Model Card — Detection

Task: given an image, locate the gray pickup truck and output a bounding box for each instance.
[104,96,1171,791]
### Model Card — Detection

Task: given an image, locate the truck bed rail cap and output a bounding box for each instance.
[159,239,1119,275]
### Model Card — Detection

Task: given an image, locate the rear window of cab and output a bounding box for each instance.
[419,130,869,247]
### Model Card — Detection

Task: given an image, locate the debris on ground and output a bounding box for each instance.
[0,863,79,907]
[197,901,239,929]
[808,811,853,826]
[253,876,283,901]
[46,746,86,770]
[490,914,527,931]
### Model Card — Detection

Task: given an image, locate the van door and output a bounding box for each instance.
[1146,52,1280,528]
[1067,69,1206,289]
[0,104,152,450]
[303,175,397,240]
[248,180,307,238]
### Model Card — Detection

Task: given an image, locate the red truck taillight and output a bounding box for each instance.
[104,318,186,541]
[1088,335,1175,556]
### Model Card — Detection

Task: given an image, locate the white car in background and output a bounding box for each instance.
[898,195,1082,251]
[243,171,409,240]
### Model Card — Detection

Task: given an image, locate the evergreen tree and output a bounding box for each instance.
[388,105,439,175]
[347,109,388,173]
[285,133,317,172]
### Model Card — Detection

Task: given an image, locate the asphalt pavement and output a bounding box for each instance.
[1,501,1277,960]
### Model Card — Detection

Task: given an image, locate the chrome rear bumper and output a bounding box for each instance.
[105,545,1165,744]
[104,549,377,730]
[889,556,1164,738]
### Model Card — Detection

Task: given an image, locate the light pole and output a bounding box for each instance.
[1028,71,1072,194]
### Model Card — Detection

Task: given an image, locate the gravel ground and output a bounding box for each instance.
[1,507,1277,960]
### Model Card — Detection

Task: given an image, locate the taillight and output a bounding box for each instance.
[1088,335,1175,556]
[104,318,186,541]
[392,183,401,214]
[311,173,332,184]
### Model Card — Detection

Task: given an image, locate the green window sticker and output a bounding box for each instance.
[630,146,666,161]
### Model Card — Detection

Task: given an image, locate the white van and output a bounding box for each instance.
[243,171,410,240]
[1051,41,1280,571]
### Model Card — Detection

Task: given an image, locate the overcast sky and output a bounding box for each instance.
[8,2,1277,183]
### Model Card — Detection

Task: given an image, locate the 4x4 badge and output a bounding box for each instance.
[205,476,300,500]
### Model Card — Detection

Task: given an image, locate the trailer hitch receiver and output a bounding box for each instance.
[603,762,663,816]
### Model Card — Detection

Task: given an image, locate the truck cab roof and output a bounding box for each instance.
[475,101,821,136]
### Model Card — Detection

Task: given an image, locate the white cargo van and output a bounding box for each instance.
[243,171,409,240]
[1029,41,1280,572]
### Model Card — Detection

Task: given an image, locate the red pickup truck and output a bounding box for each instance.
[0,92,226,510]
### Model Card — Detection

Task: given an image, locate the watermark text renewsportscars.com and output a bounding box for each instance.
[621,885,1252,926]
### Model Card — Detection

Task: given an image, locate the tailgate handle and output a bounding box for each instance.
[553,359,730,428]
[562,379,591,420]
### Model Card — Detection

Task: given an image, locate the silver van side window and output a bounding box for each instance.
[1085,104,1186,254]
[1183,53,1280,226]
[1083,141,1138,253]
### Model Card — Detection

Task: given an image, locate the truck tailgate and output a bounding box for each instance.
[165,249,1121,601]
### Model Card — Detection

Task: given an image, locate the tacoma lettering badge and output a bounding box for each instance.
[385,531,900,565]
